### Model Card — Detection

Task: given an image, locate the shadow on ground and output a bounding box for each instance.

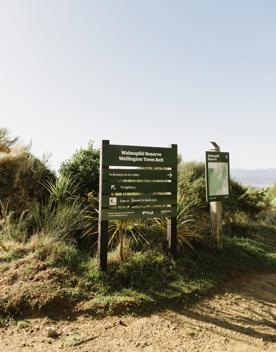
[169,273,276,344]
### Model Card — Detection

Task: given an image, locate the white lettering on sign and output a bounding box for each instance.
[145,151,162,157]
[119,197,158,204]
[109,211,135,218]
[208,154,219,161]
[120,150,162,157]
[161,209,172,215]
[118,155,165,163]
[120,185,136,190]
[142,210,154,215]
[119,156,143,162]
[117,150,165,163]
[109,172,140,177]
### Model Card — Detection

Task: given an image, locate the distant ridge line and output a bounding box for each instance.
[231,168,276,188]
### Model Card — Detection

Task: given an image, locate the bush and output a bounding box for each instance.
[0,175,94,246]
[59,142,100,197]
[25,176,93,243]
[225,185,270,220]
[0,146,55,215]
[178,161,268,222]
[178,162,206,211]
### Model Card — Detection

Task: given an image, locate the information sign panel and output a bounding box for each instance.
[98,141,178,269]
[100,143,177,220]
[205,151,230,202]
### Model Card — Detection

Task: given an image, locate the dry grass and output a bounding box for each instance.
[0,234,80,317]
[0,233,78,265]
[0,146,26,164]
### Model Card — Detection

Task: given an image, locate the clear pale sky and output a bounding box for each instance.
[1,0,276,170]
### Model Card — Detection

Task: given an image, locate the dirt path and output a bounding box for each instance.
[0,273,275,352]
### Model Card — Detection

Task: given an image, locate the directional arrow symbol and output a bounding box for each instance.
[167,172,173,178]
[111,184,116,191]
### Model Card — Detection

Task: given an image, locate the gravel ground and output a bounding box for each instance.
[0,273,275,352]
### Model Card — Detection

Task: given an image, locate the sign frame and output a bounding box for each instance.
[98,140,178,270]
[205,151,230,202]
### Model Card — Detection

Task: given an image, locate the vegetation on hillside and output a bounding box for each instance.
[0,128,55,216]
[0,128,275,318]
[60,142,100,197]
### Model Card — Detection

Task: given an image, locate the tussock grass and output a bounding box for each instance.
[0,233,78,266]
[0,146,25,164]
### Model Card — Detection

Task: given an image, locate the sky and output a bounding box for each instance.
[0,0,276,171]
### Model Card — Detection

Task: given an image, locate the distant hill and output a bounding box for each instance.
[231,169,276,188]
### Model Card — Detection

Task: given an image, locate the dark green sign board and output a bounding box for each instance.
[98,140,178,270]
[99,143,177,220]
[205,151,230,202]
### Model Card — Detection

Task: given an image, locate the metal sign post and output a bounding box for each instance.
[98,141,178,270]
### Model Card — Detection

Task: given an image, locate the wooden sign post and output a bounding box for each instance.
[167,144,177,257]
[98,140,109,271]
[210,198,222,244]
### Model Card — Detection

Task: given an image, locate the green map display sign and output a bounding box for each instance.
[205,151,230,202]
[100,143,177,220]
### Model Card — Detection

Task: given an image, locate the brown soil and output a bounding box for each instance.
[0,273,275,352]
[0,257,76,317]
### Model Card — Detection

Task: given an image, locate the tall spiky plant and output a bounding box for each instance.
[42,175,80,204]
[26,176,91,243]
[152,197,203,251]
[0,201,29,242]
[108,218,150,261]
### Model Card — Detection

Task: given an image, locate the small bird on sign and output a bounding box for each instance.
[210,141,220,150]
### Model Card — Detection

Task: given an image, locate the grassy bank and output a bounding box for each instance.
[0,222,275,318]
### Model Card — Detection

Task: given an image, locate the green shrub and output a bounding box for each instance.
[223,222,276,249]
[178,162,206,211]
[60,142,100,197]
[178,161,268,222]
[227,186,270,220]
[106,250,174,292]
